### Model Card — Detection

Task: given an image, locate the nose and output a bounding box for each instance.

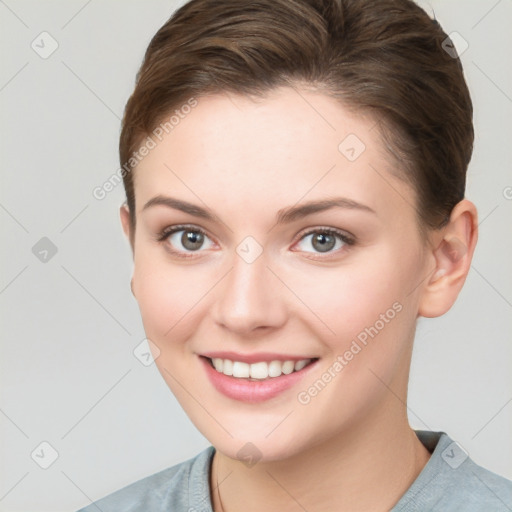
[212,250,287,336]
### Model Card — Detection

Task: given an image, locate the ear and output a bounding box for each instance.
[418,199,478,318]
[120,202,137,298]
[120,202,134,252]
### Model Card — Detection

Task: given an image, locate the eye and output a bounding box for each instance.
[294,227,354,256]
[157,225,215,257]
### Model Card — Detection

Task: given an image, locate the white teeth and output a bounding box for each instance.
[250,362,268,379]
[223,359,233,376]
[210,357,313,379]
[294,359,308,371]
[282,360,295,374]
[268,360,282,378]
[232,361,250,378]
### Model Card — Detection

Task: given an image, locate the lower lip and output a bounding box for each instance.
[199,356,319,403]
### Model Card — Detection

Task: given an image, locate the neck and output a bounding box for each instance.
[210,398,431,512]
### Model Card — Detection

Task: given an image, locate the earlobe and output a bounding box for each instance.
[418,199,478,318]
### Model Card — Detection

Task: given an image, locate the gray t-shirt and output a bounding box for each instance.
[76,430,512,511]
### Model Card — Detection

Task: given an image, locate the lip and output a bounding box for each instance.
[199,355,319,403]
[200,351,317,364]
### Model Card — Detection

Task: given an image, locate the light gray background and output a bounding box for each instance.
[1,1,511,510]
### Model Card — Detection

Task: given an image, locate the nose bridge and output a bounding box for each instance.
[213,247,286,333]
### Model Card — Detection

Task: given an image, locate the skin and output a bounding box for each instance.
[120,86,478,511]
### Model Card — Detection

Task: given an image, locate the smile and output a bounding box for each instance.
[208,357,315,380]
[199,354,320,403]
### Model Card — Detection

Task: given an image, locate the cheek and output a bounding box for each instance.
[328,260,419,389]
[132,261,215,403]
[295,250,419,384]
[132,257,211,344]
[290,260,406,345]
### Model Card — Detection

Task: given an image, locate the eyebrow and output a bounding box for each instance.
[142,195,376,224]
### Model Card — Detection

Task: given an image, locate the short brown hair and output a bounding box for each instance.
[119,0,473,232]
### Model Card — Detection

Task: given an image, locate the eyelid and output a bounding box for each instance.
[156,224,216,258]
[157,223,211,242]
[290,226,356,259]
[293,225,355,245]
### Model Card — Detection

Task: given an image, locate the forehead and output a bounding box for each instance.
[133,87,416,226]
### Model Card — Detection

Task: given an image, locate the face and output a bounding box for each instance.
[124,87,434,462]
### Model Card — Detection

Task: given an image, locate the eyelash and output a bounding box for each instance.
[156,224,355,260]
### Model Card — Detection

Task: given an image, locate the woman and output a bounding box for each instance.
[78,0,512,510]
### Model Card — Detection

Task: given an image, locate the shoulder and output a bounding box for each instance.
[75,446,215,512]
[393,431,512,512]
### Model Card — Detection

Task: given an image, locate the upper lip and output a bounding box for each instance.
[200,351,318,364]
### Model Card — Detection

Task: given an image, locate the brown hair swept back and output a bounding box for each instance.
[119,0,473,233]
